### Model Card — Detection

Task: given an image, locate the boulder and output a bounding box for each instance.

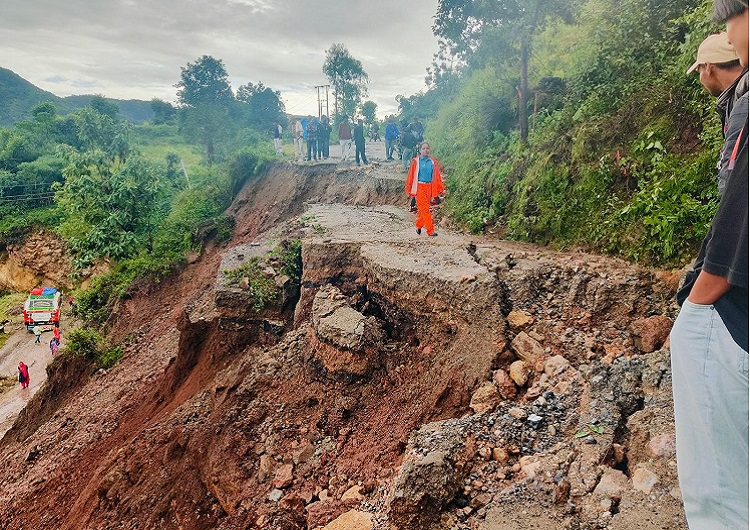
[470,382,500,413]
[388,451,460,530]
[511,331,545,366]
[492,369,518,399]
[630,316,673,353]
[507,310,534,330]
[509,360,530,387]
[322,510,373,530]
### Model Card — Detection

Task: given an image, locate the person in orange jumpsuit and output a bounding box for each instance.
[404,142,445,236]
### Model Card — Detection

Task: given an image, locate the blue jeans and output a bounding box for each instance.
[402,147,413,171]
[671,300,749,530]
[385,138,395,159]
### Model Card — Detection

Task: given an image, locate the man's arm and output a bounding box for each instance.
[687,270,732,304]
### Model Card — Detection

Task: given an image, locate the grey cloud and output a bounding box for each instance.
[1,0,440,117]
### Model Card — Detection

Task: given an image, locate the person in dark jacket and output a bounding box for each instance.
[317,115,332,159]
[671,2,749,529]
[305,115,318,162]
[688,32,748,195]
[353,119,368,165]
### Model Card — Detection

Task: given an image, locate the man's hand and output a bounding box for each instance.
[687,270,732,305]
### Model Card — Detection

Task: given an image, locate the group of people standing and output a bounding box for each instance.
[273,113,427,169]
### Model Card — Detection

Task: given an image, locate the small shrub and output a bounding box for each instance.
[64,327,123,369]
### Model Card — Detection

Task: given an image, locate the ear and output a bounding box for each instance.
[703,63,715,75]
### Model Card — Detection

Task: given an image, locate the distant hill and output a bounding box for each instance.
[0,67,154,126]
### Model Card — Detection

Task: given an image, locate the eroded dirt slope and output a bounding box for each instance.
[0,160,686,530]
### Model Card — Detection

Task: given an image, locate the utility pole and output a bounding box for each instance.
[315,84,331,118]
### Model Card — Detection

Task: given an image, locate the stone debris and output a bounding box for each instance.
[630,315,673,353]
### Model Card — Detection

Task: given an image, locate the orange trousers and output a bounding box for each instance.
[415,183,435,235]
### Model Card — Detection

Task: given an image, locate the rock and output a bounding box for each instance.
[306,500,358,528]
[273,463,294,489]
[470,382,500,414]
[632,466,660,494]
[470,492,493,509]
[293,444,316,465]
[322,510,373,530]
[630,315,673,353]
[238,277,250,289]
[511,331,545,366]
[593,468,630,500]
[492,369,517,399]
[311,286,384,351]
[268,488,284,502]
[507,310,534,330]
[519,456,541,479]
[341,485,364,501]
[509,360,530,387]
[258,454,274,483]
[527,414,544,427]
[508,407,527,420]
[544,355,570,377]
[492,447,509,464]
[646,433,676,460]
[279,492,305,511]
[388,451,460,530]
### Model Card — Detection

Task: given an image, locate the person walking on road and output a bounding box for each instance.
[33,325,41,344]
[353,119,368,166]
[405,142,445,237]
[18,362,29,389]
[53,325,61,345]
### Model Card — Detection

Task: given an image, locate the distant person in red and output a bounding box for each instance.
[405,142,445,237]
[18,362,29,389]
[53,326,61,345]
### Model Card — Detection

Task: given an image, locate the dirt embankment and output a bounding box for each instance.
[0,160,686,530]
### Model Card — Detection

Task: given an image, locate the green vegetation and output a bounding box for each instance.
[403,0,724,267]
[222,239,302,311]
[63,327,123,370]
[0,55,286,369]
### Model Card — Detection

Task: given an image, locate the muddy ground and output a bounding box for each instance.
[0,160,687,530]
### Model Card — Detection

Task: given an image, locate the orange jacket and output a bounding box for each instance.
[405,156,445,198]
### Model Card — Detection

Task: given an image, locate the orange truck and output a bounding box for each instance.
[23,287,61,331]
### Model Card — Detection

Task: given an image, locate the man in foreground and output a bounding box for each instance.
[670,2,749,529]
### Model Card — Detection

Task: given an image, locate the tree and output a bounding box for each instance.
[175,55,235,162]
[237,82,286,130]
[150,99,177,125]
[433,0,574,142]
[360,101,377,125]
[89,95,120,120]
[322,44,369,122]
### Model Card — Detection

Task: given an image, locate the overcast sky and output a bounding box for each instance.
[1,0,440,118]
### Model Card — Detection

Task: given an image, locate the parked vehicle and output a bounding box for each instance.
[23,287,61,331]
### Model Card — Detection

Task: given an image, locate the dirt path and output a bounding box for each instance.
[0,307,74,438]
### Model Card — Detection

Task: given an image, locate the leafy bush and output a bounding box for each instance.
[64,327,122,370]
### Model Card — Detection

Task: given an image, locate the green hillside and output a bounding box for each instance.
[0,67,153,126]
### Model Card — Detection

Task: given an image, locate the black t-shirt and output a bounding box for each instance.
[677,94,749,351]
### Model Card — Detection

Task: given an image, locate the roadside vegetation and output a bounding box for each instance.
[0,57,285,364]
[400,0,721,267]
